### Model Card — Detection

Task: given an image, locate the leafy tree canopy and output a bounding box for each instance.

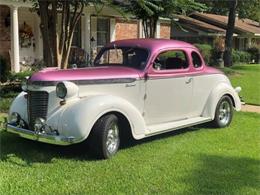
[198,0,260,22]
[28,0,110,69]
[117,0,206,38]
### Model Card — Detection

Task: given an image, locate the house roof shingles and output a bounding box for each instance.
[191,13,260,36]
[177,15,226,34]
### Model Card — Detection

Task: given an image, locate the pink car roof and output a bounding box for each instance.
[105,39,197,52]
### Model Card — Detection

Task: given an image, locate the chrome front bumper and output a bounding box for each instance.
[4,123,76,146]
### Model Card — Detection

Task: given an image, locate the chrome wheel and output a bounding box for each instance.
[218,100,231,126]
[106,123,119,155]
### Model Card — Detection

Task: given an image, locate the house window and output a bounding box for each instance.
[97,18,110,49]
[72,19,81,47]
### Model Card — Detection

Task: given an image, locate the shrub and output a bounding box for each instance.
[232,50,251,64]
[247,47,259,63]
[8,70,33,82]
[0,56,8,83]
[232,50,241,63]
[194,44,212,64]
[239,51,251,63]
[209,49,224,67]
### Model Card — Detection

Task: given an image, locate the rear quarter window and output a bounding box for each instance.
[191,51,203,68]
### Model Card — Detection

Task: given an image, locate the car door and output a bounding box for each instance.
[144,49,193,126]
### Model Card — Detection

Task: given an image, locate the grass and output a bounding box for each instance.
[221,64,260,105]
[0,112,259,194]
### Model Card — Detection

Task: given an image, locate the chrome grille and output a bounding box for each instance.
[28,91,49,130]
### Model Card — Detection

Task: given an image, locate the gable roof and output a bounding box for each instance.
[176,15,226,35]
[191,13,260,36]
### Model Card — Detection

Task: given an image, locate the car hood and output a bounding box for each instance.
[30,66,142,82]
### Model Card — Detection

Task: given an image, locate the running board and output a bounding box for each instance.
[146,117,212,136]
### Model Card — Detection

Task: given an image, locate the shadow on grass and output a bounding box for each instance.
[181,154,260,194]
[0,124,208,165]
[0,132,97,165]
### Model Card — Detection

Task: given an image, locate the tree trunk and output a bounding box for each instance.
[142,17,158,38]
[38,1,85,69]
[39,1,53,67]
[224,0,238,67]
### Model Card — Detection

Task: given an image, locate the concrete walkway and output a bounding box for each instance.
[241,104,260,113]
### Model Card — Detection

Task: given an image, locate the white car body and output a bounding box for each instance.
[6,39,241,148]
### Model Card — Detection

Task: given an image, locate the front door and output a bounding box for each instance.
[144,50,193,126]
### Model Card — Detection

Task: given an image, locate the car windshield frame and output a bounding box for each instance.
[94,46,150,70]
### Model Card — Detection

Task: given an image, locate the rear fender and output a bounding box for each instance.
[202,82,241,119]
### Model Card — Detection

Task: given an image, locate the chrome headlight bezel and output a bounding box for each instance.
[56,82,67,99]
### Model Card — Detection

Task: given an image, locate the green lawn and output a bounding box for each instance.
[0,112,259,194]
[222,64,260,105]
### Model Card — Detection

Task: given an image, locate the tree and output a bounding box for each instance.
[224,0,238,67]
[118,0,206,38]
[198,0,260,66]
[198,0,260,22]
[31,0,106,69]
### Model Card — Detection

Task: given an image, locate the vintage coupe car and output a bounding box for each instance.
[5,39,241,159]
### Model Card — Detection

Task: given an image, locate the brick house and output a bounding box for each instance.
[0,0,171,72]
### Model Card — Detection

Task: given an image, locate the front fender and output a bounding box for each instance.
[9,92,28,122]
[202,82,241,119]
[60,95,146,141]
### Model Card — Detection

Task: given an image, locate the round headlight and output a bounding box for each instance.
[56,82,67,99]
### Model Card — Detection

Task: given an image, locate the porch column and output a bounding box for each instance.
[247,37,252,48]
[155,20,160,38]
[83,14,91,54]
[139,20,143,38]
[10,5,20,73]
[110,18,116,42]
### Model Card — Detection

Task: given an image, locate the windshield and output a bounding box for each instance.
[94,47,149,70]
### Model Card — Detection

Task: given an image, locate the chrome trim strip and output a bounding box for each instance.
[6,124,80,146]
[146,72,222,80]
[76,78,136,85]
[29,78,137,86]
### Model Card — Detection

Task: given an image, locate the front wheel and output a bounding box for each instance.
[212,95,233,128]
[88,114,120,159]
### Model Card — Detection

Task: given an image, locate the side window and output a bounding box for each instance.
[192,51,202,68]
[153,50,188,70]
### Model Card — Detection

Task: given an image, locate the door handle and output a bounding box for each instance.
[185,77,193,84]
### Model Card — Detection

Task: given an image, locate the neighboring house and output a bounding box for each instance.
[172,13,260,50]
[0,0,171,72]
[172,15,226,45]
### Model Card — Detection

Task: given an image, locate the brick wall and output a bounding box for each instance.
[115,19,139,40]
[0,5,11,65]
[160,22,171,39]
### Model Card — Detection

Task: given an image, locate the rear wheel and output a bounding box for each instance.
[212,95,233,128]
[88,114,120,159]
